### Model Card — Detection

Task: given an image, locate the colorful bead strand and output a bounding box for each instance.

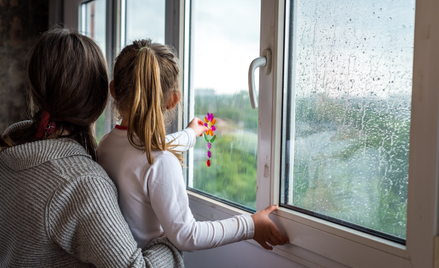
[204,113,216,167]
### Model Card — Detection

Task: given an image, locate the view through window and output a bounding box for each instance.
[125,0,165,47]
[186,0,261,210]
[280,0,415,242]
[81,0,107,142]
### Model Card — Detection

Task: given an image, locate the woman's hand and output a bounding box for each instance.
[187,117,209,137]
[251,205,290,250]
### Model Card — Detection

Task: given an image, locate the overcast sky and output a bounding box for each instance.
[191,0,261,95]
[126,0,261,95]
[126,0,165,44]
[88,0,415,99]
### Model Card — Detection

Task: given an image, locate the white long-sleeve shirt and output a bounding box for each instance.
[97,125,254,251]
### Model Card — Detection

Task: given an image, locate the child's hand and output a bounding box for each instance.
[251,205,290,250]
[187,117,209,137]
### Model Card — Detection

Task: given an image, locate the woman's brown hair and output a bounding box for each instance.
[113,39,181,164]
[0,28,109,160]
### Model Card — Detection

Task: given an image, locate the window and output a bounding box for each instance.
[185,0,438,266]
[78,0,169,141]
[68,0,439,266]
[80,0,109,142]
[124,0,166,46]
[280,0,414,243]
[184,0,261,211]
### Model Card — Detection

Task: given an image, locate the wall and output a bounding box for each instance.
[184,240,306,268]
[0,0,49,133]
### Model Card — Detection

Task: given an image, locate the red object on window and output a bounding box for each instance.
[206,159,211,167]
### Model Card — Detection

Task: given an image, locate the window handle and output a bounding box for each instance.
[248,48,272,109]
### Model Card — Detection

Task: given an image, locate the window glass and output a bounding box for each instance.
[281,0,415,242]
[81,0,108,143]
[186,0,261,210]
[125,0,165,46]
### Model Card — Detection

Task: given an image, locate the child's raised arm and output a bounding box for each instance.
[165,117,208,152]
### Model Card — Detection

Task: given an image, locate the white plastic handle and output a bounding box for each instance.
[248,49,272,109]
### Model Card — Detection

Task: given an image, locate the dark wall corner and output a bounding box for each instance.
[0,0,49,132]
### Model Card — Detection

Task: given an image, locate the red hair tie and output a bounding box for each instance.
[35,111,56,138]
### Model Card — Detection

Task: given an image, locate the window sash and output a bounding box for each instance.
[182,0,260,211]
[256,0,438,267]
[182,0,439,266]
[280,0,414,244]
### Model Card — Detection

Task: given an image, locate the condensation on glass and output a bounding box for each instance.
[80,0,108,143]
[186,0,261,210]
[280,0,415,241]
[125,0,165,47]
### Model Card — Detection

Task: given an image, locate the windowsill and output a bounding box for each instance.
[186,190,333,267]
[187,190,252,220]
[275,207,407,257]
[187,190,411,267]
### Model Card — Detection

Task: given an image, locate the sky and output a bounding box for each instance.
[126,0,166,45]
[85,0,416,99]
[118,0,260,95]
[191,0,261,95]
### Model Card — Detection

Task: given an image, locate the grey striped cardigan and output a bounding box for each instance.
[0,122,184,268]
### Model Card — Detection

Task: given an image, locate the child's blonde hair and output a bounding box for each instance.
[113,39,181,164]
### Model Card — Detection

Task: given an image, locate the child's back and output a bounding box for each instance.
[98,125,254,250]
[98,125,165,247]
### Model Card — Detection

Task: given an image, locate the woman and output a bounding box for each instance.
[0,28,183,268]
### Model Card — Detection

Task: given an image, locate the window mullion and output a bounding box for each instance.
[405,0,439,266]
[257,0,283,211]
[165,0,184,134]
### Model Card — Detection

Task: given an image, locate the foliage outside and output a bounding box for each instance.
[192,90,258,210]
[95,112,106,144]
[190,89,409,239]
[291,95,409,239]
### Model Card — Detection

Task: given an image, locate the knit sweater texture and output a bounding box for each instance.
[0,121,184,268]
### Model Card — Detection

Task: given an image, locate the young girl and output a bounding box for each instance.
[97,40,289,251]
[0,28,183,267]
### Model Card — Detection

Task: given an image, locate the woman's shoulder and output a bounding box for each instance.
[1,137,117,208]
[3,136,114,188]
[56,152,109,177]
[1,120,33,138]
[49,150,118,202]
[51,144,113,184]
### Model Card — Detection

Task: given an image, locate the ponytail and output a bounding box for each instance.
[124,45,182,164]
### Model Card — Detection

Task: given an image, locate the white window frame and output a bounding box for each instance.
[184,0,439,267]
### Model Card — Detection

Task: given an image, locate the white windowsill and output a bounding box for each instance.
[187,190,411,268]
